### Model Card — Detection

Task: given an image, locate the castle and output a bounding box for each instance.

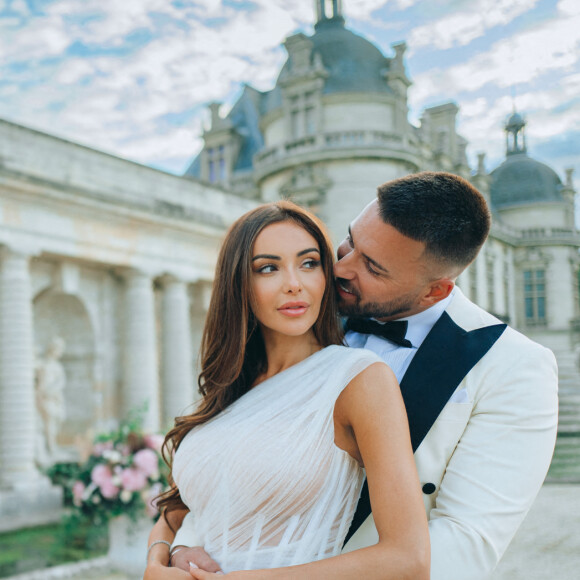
[0,0,578,525]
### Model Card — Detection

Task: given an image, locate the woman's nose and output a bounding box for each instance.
[284,270,302,293]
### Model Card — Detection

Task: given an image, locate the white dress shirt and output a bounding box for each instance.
[345,290,455,383]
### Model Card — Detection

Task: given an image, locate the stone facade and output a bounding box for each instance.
[0,118,256,524]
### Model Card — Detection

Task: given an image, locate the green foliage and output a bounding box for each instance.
[0,520,107,578]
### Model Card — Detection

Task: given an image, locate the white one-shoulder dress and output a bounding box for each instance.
[172,345,382,573]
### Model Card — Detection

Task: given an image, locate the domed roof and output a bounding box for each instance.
[506,112,525,131]
[262,19,391,114]
[308,19,391,95]
[490,153,563,209]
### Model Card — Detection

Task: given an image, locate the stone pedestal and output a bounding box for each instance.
[0,480,63,532]
[108,514,153,578]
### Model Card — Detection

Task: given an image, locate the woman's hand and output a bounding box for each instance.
[188,564,232,579]
[171,546,223,573]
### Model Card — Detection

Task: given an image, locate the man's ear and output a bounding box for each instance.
[420,279,455,307]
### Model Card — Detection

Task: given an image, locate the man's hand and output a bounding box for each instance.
[171,546,223,574]
[143,561,192,579]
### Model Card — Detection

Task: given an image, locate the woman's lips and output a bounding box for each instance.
[278,301,309,317]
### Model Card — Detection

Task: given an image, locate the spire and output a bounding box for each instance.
[315,0,345,29]
[505,109,527,156]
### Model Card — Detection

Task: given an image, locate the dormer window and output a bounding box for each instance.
[207,145,226,184]
[288,91,319,139]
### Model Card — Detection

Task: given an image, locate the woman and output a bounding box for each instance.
[145,201,429,579]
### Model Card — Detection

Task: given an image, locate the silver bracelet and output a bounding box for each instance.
[147,539,171,562]
[170,546,185,565]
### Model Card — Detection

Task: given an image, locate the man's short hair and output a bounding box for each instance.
[377,171,491,272]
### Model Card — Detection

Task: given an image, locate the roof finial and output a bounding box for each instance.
[315,0,345,28]
[505,109,527,156]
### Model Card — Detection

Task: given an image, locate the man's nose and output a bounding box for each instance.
[334,240,353,278]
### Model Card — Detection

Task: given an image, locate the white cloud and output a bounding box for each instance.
[408,0,539,52]
[343,0,390,20]
[410,6,580,106]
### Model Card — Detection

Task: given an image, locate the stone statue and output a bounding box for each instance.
[575,343,580,372]
[35,336,67,459]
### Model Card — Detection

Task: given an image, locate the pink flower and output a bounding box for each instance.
[100,479,120,499]
[144,434,164,453]
[121,467,148,492]
[91,463,112,486]
[91,463,120,499]
[133,449,159,477]
[72,481,85,506]
[92,441,113,456]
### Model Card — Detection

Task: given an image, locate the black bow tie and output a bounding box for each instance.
[345,318,412,348]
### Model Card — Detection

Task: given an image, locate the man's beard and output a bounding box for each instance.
[337,280,420,320]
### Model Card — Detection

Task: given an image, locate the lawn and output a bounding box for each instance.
[0,518,107,578]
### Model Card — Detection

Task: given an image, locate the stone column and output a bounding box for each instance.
[122,270,159,432]
[0,249,39,488]
[160,276,194,427]
[0,248,62,527]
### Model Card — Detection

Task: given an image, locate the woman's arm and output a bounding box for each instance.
[190,361,430,580]
[144,510,191,580]
[144,508,224,575]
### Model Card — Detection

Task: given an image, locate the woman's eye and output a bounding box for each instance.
[257,264,277,273]
[303,258,321,269]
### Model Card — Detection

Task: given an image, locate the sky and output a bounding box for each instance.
[0,0,579,194]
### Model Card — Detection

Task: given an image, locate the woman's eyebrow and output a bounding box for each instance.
[252,254,280,261]
[297,248,320,257]
[253,248,320,261]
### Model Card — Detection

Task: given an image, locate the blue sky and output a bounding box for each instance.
[0,0,578,193]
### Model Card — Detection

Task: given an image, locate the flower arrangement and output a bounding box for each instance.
[63,418,169,526]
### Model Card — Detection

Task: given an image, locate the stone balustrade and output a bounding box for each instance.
[254,129,415,169]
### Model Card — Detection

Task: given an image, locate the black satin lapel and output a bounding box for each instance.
[344,313,507,546]
[400,312,507,452]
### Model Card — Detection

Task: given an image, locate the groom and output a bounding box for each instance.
[337,171,558,578]
[164,172,558,579]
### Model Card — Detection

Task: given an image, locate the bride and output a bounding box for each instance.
[144,201,429,579]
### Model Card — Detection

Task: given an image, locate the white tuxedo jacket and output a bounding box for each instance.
[343,289,559,580]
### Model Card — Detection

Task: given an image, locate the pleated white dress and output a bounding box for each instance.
[172,345,382,573]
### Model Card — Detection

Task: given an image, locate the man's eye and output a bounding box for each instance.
[365,262,379,276]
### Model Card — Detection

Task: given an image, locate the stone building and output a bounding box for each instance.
[0,118,255,525]
[185,1,470,244]
[1,0,578,523]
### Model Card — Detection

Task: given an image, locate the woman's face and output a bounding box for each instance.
[250,221,326,342]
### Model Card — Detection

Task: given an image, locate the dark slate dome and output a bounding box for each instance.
[505,112,525,131]
[308,19,390,95]
[490,153,563,209]
[263,19,391,114]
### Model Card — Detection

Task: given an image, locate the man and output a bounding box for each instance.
[337,172,558,578]
[149,172,558,579]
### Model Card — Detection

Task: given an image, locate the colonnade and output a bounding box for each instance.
[0,247,201,499]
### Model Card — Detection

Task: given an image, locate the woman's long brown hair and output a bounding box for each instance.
[156,201,343,518]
